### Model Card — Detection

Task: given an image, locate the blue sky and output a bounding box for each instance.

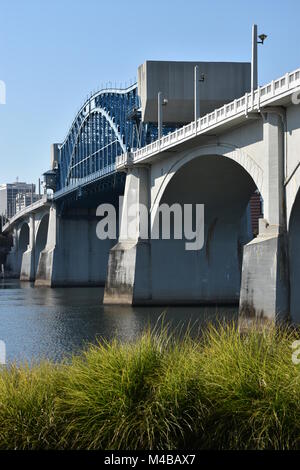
[0,0,299,186]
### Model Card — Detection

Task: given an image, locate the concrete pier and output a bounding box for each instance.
[104,166,152,303]
[20,214,35,281]
[35,205,114,287]
[240,110,289,323]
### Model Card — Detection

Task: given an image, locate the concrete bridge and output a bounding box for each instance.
[3,61,300,324]
[3,183,123,287]
[4,195,51,280]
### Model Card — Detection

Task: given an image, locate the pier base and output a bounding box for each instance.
[239,221,289,324]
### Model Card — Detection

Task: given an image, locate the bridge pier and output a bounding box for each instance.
[104,166,152,304]
[35,204,114,287]
[20,214,36,282]
[35,205,57,286]
[6,224,30,278]
[239,222,289,325]
[239,109,289,324]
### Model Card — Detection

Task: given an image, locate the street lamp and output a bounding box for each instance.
[158,91,168,140]
[251,24,267,92]
[258,33,267,44]
[194,66,205,121]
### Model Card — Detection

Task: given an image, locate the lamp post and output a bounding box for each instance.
[158,92,168,140]
[194,65,205,121]
[251,24,267,92]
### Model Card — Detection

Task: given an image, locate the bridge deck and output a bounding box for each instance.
[2,195,52,233]
[116,68,300,169]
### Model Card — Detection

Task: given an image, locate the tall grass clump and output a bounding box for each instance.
[0,362,63,449]
[197,323,300,449]
[0,321,300,449]
[56,326,204,449]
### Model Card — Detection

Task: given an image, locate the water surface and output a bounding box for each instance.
[0,279,238,364]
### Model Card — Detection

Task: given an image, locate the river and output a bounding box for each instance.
[0,279,238,364]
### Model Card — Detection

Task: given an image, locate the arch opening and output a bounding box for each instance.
[150,154,261,304]
[19,223,29,252]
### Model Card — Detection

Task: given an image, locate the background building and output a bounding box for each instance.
[15,191,40,214]
[0,182,38,219]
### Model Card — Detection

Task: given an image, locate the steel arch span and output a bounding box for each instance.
[54,83,179,198]
[55,84,140,195]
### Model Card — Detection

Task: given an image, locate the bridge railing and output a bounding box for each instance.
[2,195,51,233]
[53,164,115,199]
[117,67,300,167]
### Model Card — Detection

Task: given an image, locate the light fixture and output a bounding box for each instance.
[258,33,267,44]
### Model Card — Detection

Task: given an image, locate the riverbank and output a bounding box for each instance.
[0,322,300,450]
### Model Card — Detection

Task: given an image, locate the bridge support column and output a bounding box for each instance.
[239,109,289,325]
[35,203,112,287]
[35,205,59,286]
[104,166,152,304]
[20,215,36,281]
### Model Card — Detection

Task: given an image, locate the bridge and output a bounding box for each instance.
[3,60,300,324]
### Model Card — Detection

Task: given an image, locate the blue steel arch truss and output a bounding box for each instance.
[55,83,177,197]
[56,84,140,195]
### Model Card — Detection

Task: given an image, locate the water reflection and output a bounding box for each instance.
[0,279,238,364]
